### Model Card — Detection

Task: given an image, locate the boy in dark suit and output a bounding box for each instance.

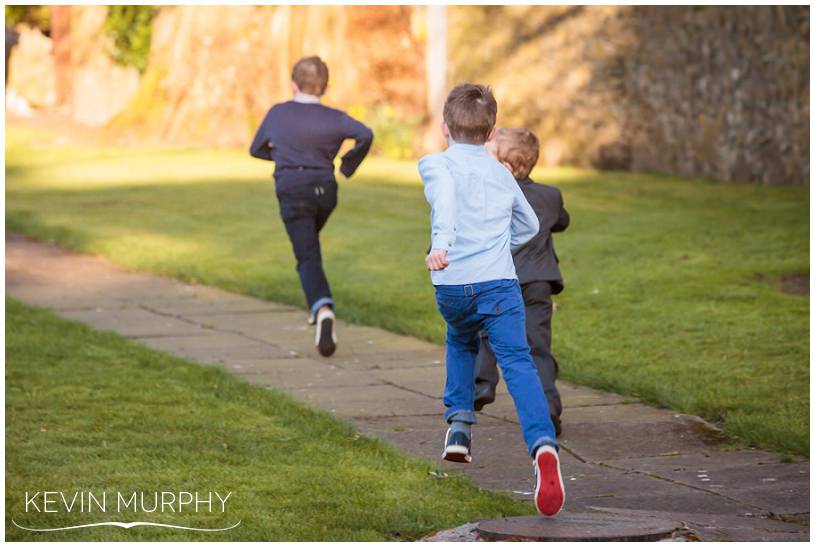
[250,56,373,357]
[477,128,570,435]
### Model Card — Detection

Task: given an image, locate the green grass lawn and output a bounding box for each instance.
[5,298,532,540]
[5,123,809,456]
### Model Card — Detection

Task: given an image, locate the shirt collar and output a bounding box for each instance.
[293,92,321,104]
[448,142,487,153]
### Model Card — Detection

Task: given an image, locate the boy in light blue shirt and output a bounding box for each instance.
[419,84,565,516]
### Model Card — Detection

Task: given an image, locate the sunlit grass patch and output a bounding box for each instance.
[6,122,809,455]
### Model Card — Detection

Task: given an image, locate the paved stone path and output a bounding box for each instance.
[6,233,809,541]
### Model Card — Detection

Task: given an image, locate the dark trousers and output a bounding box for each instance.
[475,280,562,418]
[276,174,338,315]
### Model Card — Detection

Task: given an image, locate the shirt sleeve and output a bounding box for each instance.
[509,176,540,250]
[338,113,374,178]
[249,108,275,161]
[418,154,457,251]
[552,190,570,233]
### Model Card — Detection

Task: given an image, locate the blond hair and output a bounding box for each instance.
[494,128,540,180]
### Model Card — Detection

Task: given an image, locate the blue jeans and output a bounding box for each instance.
[435,279,558,456]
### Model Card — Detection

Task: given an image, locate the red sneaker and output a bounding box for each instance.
[534,445,565,516]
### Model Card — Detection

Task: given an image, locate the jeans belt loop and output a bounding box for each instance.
[464,285,474,297]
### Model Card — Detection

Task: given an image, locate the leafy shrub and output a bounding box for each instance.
[5,6,51,35]
[103,6,158,73]
[350,103,422,160]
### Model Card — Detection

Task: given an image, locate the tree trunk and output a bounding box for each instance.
[50,6,72,108]
[425,5,447,150]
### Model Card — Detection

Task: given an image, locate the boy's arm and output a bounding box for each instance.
[552,191,570,233]
[338,113,374,178]
[249,109,275,161]
[509,179,540,250]
[418,154,457,254]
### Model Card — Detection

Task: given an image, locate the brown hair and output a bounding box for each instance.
[443,83,497,144]
[494,128,540,180]
[292,56,329,96]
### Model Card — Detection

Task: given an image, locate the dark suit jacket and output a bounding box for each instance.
[512,178,569,293]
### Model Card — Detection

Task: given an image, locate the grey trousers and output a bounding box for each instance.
[475,280,562,418]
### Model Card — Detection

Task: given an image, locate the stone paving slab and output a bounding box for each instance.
[141,296,292,316]
[4,279,129,311]
[331,350,444,370]
[356,414,537,495]
[288,384,442,418]
[608,452,810,516]
[138,332,291,364]
[370,366,446,396]
[374,367,631,409]
[357,415,775,521]
[560,414,728,461]
[586,506,811,542]
[59,307,210,338]
[233,360,383,390]
[553,383,631,407]
[217,357,301,374]
[5,233,809,541]
[184,311,444,368]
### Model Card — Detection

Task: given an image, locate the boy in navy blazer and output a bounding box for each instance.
[250,56,373,357]
[477,128,570,435]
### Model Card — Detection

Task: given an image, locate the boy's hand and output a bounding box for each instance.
[425,249,449,271]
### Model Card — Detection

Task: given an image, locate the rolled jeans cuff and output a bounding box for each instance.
[530,436,559,458]
[310,297,334,317]
[445,409,477,425]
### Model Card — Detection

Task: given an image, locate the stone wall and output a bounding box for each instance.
[624,6,809,185]
[451,6,809,184]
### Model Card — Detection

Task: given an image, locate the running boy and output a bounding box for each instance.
[419,84,565,516]
[475,128,570,436]
[250,56,373,357]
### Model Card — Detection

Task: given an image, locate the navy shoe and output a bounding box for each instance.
[442,427,472,463]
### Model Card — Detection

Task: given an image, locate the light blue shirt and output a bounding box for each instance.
[418,143,540,286]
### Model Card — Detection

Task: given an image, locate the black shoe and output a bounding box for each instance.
[474,382,496,411]
[442,427,472,463]
[315,308,336,357]
[552,414,562,437]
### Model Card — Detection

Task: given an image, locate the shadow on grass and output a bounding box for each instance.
[6,150,810,456]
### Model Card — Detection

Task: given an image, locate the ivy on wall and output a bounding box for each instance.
[103,6,158,73]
